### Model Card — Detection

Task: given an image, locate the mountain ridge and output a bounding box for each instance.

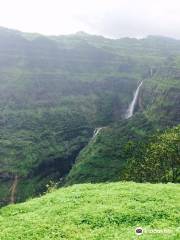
[0,27,179,205]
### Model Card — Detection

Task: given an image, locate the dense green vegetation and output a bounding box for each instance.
[0,27,138,204]
[66,113,153,184]
[0,182,179,240]
[67,117,180,185]
[0,27,180,204]
[123,125,180,183]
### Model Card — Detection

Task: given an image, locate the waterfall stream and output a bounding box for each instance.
[125,81,143,119]
[92,81,143,139]
[92,127,104,139]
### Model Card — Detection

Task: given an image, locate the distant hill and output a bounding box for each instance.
[0,27,179,205]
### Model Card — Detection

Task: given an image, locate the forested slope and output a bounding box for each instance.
[0,27,180,205]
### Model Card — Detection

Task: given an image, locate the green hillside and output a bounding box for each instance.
[0,182,179,240]
[66,119,180,185]
[0,27,180,205]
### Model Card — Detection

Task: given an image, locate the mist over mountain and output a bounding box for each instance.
[0,27,179,208]
[0,0,180,238]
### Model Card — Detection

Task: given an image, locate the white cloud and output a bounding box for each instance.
[0,0,180,38]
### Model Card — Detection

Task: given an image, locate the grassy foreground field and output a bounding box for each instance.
[0,182,179,240]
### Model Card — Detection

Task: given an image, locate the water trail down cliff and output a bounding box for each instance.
[10,175,18,204]
[92,127,103,139]
[125,81,143,119]
[92,81,143,139]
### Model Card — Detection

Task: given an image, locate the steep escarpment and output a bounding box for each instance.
[0,28,140,205]
[141,71,180,128]
[65,114,154,184]
[0,28,180,204]
[66,72,180,185]
[66,115,180,185]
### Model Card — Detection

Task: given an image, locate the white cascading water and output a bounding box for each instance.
[92,127,104,139]
[125,81,143,119]
[92,81,143,139]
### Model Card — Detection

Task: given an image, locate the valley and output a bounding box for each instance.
[1,0,180,238]
[0,27,179,206]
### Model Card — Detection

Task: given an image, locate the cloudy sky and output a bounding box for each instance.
[0,0,180,39]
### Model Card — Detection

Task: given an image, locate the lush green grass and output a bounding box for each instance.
[0,182,179,240]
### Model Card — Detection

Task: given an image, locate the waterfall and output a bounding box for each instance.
[150,68,153,77]
[92,127,103,139]
[92,81,143,139]
[125,81,143,119]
